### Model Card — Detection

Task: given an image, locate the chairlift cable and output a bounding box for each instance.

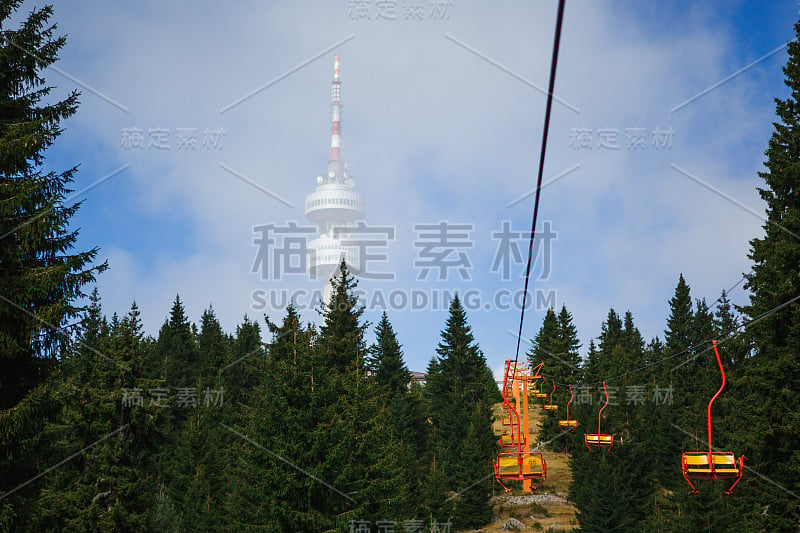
[513,0,566,371]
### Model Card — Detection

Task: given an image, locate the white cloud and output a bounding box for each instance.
[30,0,794,374]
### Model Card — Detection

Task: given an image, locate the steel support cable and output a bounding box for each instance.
[513,0,567,371]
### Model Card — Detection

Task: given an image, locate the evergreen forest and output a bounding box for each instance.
[2,2,800,531]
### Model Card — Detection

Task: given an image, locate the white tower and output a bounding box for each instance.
[305,56,364,305]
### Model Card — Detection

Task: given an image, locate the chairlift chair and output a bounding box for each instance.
[681,340,744,495]
[494,451,547,491]
[531,376,548,399]
[584,381,615,452]
[558,384,577,431]
[543,378,558,413]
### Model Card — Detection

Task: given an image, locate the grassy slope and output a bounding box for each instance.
[484,402,579,531]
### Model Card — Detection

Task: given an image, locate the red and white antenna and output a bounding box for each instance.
[330,55,342,163]
[305,54,364,307]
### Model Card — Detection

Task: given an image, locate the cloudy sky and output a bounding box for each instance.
[13,1,797,377]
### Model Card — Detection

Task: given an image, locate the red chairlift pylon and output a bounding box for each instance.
[494,359,546,491]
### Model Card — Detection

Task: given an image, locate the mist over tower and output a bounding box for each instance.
[305,56,364,305]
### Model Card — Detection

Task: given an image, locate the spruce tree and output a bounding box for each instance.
[368,312,428,472]
[224,315,263,416]
[315,261,415,528]
[227,263,415,531]
[528,307,560,371]
[369,311,409,395]
[0,1,107,410]
[424,295,496,525]
[664,274,694,355]
[713,290,747,369]
[581,308,623,383]
[569,309,652,531]
[17,299,165,531]
[158,295,199,387]
[556,306,582,377]
[528,306,581,445]
[452,403,494,530]
[225,304,319,531]
[735,20,800,529]
[197,306,231,383]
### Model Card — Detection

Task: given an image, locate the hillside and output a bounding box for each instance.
[482,403,579,531]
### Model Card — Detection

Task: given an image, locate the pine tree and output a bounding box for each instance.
[16,299,165,531]
[734,20,800,529]
[424,295,496,525]
[528,306,581,445]
[569,309,652,531]
[369,311,409,395]
[452,403,494,530]
[664,274,694,355]
[368,312,428,470]
[225,304,321,532]
[0,1,107,410]
[223,315,263,417]
[157,295,198,387]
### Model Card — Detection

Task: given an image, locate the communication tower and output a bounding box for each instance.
[304,56,364,305]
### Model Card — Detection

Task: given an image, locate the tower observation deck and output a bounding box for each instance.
[305,56,364,304]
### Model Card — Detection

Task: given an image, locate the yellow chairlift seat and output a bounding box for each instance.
[558,419,577,431]
[528,371,546,398]
[494,451,546,491]
[584,433,614,448]
[681,452,743,494]
[501,432,526,448]
[532,388,548,399]
[682,452,740,476]
[543,404,558,413]
[711,454,742,476]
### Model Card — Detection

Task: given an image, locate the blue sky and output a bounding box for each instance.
[11,0,797,378]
